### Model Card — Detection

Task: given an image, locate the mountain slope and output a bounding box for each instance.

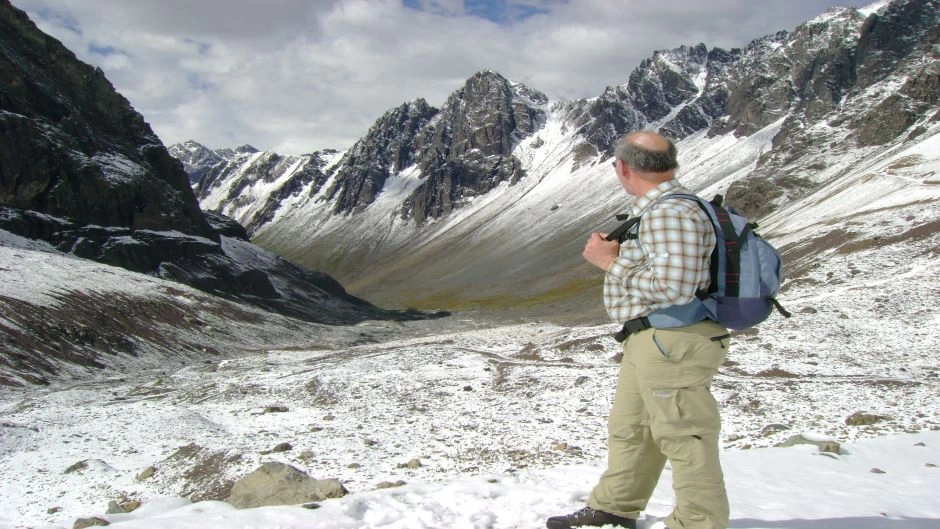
[187,0,939,316]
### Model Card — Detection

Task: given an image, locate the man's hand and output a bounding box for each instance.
[583,232,620,271]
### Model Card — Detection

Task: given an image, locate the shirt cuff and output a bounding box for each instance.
[606,256,632,281]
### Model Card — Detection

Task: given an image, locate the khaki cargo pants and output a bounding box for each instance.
[588,320,730,529]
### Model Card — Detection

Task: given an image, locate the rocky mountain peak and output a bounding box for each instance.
[221,144,260,157]
[168,140,226,184]
[316,71,548,222]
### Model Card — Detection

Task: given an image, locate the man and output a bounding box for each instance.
[547,131,730,529]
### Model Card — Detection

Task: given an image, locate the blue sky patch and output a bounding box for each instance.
[403,0,553,24]
[88,43,118,57]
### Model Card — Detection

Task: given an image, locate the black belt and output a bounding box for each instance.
[614,316,652,343]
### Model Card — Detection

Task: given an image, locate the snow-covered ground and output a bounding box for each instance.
[52,430,940,528]
[1,305,938,528]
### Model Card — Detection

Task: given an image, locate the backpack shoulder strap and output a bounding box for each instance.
[652,192,743,298]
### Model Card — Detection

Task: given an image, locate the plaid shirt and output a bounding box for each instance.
[604,179,715,323]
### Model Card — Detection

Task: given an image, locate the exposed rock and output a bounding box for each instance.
[157,443,243,502]
[846,412,890,426]
[168,140,228,184]
[400,71,546,224]
[263,405,289,414]
[327,99,437,216]
[778,434,841,454]
[73,517,109,529]
[64,460,89,474]
[260,442,293,454]
[375,480,407,489]
[196,149,336,234]
[64,459,115,474]
[398,458,423,469]
[761,423,791,436]
[226,462,347,508]
[135,466,156,481]
[0,3,213,239]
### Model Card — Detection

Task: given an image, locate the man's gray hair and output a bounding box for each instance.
[614,137,679,173]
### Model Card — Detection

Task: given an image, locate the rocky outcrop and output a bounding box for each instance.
[401,71,546,223]
[0,0,213,239]
[321,71,547,223]
[326,99,437,214]
[226,462,347,508]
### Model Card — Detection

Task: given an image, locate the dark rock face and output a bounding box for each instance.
[0,0,213,239]
[326,99,437,214]
[401,71,546,223]
[325,71,547,223]
[565,44,714,157]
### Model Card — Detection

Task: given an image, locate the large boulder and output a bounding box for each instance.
[226,462,348,508]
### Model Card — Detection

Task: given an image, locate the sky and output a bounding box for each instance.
[11,0,877,155]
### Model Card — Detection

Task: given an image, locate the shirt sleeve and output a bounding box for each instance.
[603,203,712,322]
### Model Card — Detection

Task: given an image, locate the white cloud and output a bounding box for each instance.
[11,0,877,154]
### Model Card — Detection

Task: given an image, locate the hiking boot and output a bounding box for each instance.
[545,506,636,529]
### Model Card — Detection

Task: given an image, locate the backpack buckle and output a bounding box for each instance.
[614,316,652,343]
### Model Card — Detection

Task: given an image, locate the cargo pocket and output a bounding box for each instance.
[647,385,720,437]
[650,329,700,363]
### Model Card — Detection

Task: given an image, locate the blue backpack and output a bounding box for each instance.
[608,192,790,330]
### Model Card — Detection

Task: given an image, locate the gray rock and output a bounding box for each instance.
[375,480,407,489]
[157,443,242,502]
[760,423,791,436]
[845,412,889,426]
[397,458,423,469]
[73,517,109,529]
[226,462,347,508]
[260,442,293,454]
[135,466,156,481]
[64,460,90,474]
[778,434,841,454]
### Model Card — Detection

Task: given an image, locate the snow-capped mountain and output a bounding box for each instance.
[167,141,248,184]
[183,0,939,313]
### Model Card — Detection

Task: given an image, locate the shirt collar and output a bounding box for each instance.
[631,179,684,216]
